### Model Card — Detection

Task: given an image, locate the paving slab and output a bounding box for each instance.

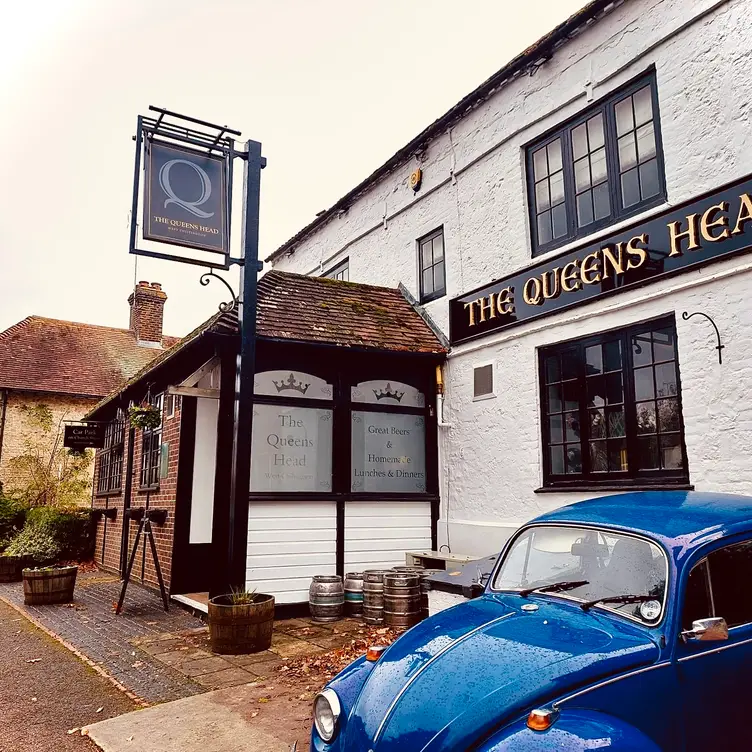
[84,686,292,752]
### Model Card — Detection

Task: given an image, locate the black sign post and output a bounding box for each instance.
[64,423,106,451]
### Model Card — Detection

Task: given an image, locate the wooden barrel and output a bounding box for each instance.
[344,572,364,617]
[309,575,344,623]
[22,566,78,605]
[362,570,392,625]
[417,569,444,620]
[0,555,26,583]
[208,594,275,654]
[384,572,421,628]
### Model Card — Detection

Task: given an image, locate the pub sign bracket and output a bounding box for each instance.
[682,311,724,365]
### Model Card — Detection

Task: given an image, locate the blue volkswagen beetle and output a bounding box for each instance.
[311,491,752,751]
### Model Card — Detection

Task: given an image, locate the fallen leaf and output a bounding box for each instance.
[251,711,259,718]
[127,735,134,742]
[96,707,104,714]
[258,697,269,703]
[31,697,37,702]
[26,658,42,663]
[132,661,144,668]
[67,728,80,735]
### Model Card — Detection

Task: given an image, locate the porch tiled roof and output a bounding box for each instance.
[0,316,179,398]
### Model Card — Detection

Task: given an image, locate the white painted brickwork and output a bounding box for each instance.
[272,0,752,555]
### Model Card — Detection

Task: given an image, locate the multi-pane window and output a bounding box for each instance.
[96,410,125,494]
[540,317,688,487]
[140,394,163,488]
[323,258,349,281]
[418,227,446,303]
[528,73,665,255]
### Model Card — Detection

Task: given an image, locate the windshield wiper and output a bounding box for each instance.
[580,594,654,611]
[519,580,589,598]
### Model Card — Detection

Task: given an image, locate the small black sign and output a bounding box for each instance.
[64,424,106,450]
[450,174,752,345]
[143,140,228,254]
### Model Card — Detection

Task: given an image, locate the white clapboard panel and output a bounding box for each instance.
[246,502,336,604]
[345,501,432,573]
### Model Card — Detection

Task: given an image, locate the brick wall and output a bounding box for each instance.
[93,397,182,593]
[0,390,98,501]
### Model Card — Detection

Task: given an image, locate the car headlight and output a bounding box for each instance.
[313,688,342,742]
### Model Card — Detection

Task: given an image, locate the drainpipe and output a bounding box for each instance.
[0,389,8,473]
[435,366,452,553]
[435,365,451,429]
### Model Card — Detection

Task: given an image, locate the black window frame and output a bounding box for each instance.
[323,258,349,281]
[527,70,666,257]
[538,315,689,490]
[96,409,125,495]
[417,227,446,303]
[139,393,163,490]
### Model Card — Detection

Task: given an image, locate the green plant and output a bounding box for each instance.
[4,507,93,565]
[6,404,93,508]
[5,525,61,565]
[0,493,27,552]
[128,403,161,430]
[228,587,259,605]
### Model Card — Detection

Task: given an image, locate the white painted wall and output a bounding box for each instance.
[271,0,752,556]
[344,501,432,572]
[246,501,337,604]
[189,397,219,544]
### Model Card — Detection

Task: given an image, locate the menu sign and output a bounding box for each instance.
[351,412,426,493]
[250,405,332,492]
[450,174,752,344]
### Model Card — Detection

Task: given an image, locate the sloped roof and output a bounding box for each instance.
[0,316,180,398]
[266,0,618,263]
[87,270,446,418]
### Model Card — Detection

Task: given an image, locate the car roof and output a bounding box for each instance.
[532,491,752,549]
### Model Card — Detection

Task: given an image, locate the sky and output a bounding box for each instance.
[0,0,584,338]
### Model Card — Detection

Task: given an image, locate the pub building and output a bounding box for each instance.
[266,0,752,557]
[87,271,445,609]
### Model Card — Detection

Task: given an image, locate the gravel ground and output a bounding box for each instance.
[0,599,136,752]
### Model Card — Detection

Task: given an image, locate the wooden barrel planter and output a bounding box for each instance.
[208,594,275,655]
[384,572,422,628]
[22,566,78,605]
[344,572,364,617]
[309,575,344,623]
[362,569,392,625]
[0,555,27,583]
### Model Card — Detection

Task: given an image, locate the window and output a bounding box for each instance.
[323,258,349,281]
[473,364,494,399]
[96,410,125,494]
[165,393,180,419]
[140,394,163,488]
[539,316,688,488]
[683,541,752,630]
[528,73,665,255]
[418,227,446,303]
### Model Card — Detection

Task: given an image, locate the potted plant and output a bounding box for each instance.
[22,564,78,605]
[0,553,28,583]
[208,588,275,655]
[128,401,161,430]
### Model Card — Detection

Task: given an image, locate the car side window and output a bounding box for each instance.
[682,560,712,631]
[706,540,752,628]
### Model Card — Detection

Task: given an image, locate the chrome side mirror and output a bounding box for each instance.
[681,617,729,643]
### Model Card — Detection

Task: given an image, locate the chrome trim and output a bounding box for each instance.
[553,662,670,709]
[313,688,342,742]
[490,523,670,628]
[372,612,515,744]
[677,635,752,662]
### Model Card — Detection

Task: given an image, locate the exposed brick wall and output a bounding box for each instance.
[0,390,98,501]
[128,281,167,345]
[93,397,182,593]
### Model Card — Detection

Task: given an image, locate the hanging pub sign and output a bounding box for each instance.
[63,423,106,450]
[450,174,752,345]
[143,140,228,255]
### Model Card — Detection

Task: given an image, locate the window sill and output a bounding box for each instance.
[95,490,123,499]
[473,392,496,402]
[138,485,160,494]
[535,482,694,494]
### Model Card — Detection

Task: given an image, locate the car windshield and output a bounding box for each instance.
[493,525,667,624]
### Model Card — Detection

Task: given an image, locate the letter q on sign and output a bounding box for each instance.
[159,158,215,219]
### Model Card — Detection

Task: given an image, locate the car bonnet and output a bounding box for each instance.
[341,594,658,752]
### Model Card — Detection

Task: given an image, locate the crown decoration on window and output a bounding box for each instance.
[373,383,404,402]
[272,373,310,394]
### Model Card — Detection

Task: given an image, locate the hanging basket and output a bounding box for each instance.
[128,404,161,430]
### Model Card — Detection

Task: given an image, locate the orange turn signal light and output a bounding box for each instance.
[366,645,387,662]
[526,708,558,732]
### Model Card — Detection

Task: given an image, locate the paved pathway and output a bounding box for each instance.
[0,571,205,704]
[0,599,135,752]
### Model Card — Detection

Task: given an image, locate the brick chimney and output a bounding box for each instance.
[128,281,167,346]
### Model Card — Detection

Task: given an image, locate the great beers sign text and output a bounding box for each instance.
[143,140,228,254]
[449,175,752,344]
